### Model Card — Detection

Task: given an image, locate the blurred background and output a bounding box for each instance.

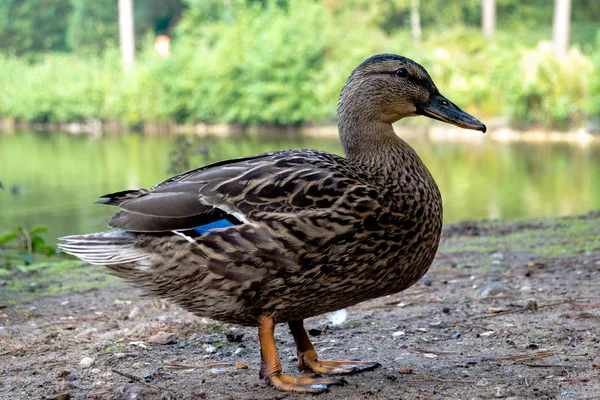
[0,0,599,259]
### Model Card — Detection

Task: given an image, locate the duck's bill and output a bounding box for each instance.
[417,93,486,133]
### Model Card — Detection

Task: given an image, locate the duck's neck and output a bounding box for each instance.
[339,114,413,180]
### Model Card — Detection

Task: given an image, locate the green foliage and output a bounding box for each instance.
[0,0,72,55]
[0,52,123,122]
[0,225,57,267]
[0,0,598,129]
[587,35,600,119]
[0,0,181,55]
[67,0,119,54]
[505,42,593,129]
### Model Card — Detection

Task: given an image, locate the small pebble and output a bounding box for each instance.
[127,305,143,319]
[148,331,176,345]
[392,331,406,337]
[452,332,462,339]
[235,361,248,370]
[234,347,248,356]
[479,283,511,298]
[210,368,228,374]
[57,370,71,378]
[524,299,538,311]
[65,373,77,381]
[397,366,413,374]
[79,357,95,368]
[204,344,217,354]
[327,309,347,325]
[47,394,71,400]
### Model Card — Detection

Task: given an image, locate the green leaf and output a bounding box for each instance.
[29,225,49,235]
[0,232,18,245]
[31,235,45,250]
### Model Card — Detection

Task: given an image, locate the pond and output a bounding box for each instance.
[1,130,599,244]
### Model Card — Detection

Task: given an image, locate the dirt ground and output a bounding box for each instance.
[1,213,599,400]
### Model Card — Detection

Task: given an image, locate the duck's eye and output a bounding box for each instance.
[395,68,408,77]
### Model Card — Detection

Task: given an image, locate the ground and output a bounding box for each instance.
[1,213,599,400]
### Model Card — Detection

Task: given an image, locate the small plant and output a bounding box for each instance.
[0,225,57,267]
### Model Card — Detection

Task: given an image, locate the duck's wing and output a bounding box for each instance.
[99,150,379,233]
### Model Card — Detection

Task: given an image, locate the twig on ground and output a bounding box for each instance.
[112,369,178,394]
[355,298,445,310]
[520,363,578,369]
[413,348,463,355]
[484,350,554,361]
[164,363,232,370]
[485,351,586,361]
[472,300,573,320]
[0,343,41,356]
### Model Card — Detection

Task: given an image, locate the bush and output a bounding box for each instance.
[505,42,593,129]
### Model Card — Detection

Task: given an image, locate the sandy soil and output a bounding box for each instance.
[1,214,599,400]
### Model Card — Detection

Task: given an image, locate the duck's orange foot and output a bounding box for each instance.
[289,320,381,375]
[262,372,347,394]
[299,356,381,375]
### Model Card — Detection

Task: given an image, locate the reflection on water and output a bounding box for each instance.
[1,131,599,243]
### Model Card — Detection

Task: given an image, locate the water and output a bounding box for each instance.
[1,131,599,244]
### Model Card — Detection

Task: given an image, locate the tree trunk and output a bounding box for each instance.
[482,0,495,38]
[552,0,571,60]
[411,0,421,42]
[119,0,135,71]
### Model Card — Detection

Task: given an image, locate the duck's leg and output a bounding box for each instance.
[289,319,381,374]
[258,315,346,393]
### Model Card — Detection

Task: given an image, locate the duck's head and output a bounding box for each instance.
[338,54,486,133]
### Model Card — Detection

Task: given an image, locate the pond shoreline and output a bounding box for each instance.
[1,117,599,144]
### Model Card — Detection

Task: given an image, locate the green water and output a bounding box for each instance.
[1,131,599,244]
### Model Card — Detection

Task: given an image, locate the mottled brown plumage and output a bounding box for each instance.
[60,54,485,393]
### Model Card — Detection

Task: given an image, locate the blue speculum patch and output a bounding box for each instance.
[193,219,236,234]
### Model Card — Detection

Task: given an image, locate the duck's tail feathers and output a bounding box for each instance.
[58,231,149,266]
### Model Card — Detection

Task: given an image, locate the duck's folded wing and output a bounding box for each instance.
[98,150,379,233]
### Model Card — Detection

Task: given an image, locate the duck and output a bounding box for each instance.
[60,54,485,393]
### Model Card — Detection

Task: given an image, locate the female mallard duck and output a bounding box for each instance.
[60,54,485,393]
